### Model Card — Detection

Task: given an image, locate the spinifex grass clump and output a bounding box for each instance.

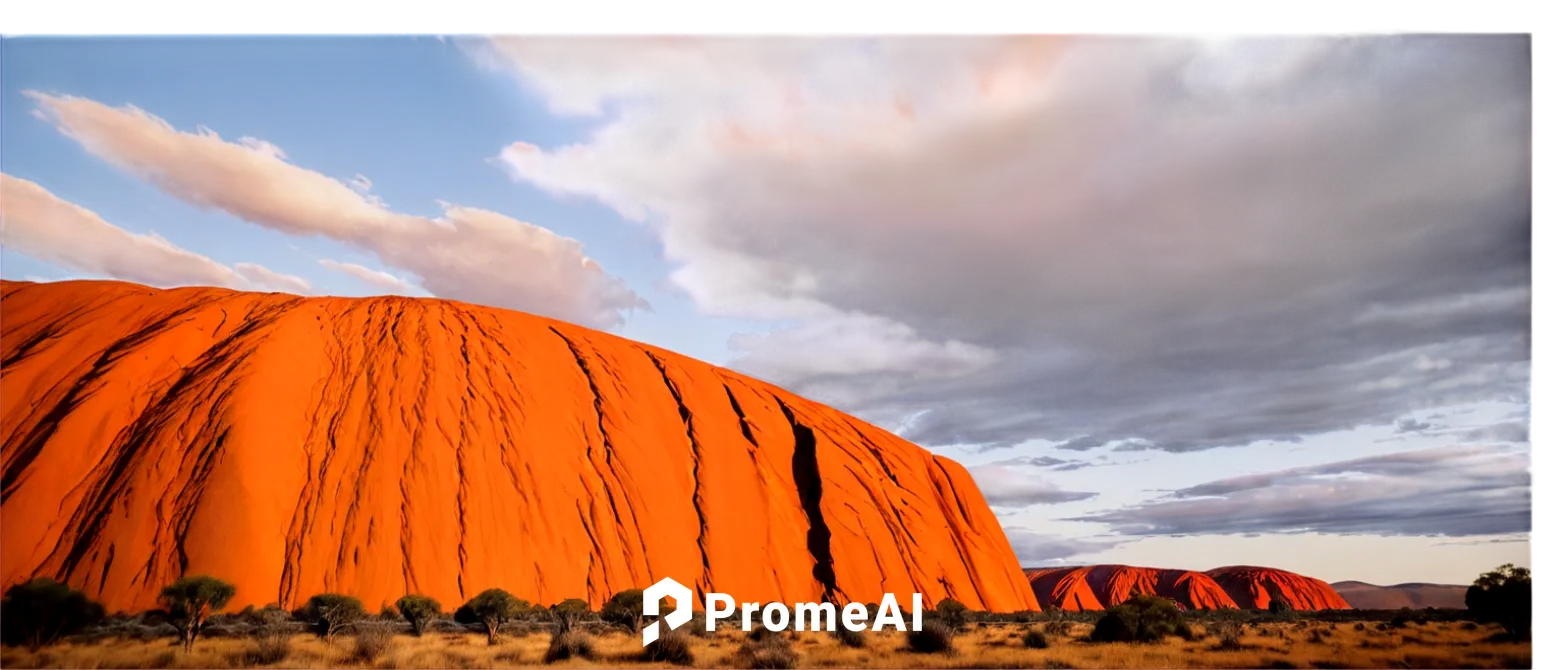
[906,621,957,654]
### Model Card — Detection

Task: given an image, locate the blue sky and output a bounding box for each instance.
[1,35,1531,585]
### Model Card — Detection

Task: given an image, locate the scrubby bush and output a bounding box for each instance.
[1467,564,1530,641]
[642,628,695,665]
[1089,594,1184,643]
[544,628,596,663]
[455,589,527,645]
[735,632,799,669]
[1044,619,1074,637]
[395,594,441,636]
[240,608,294,665]
[1022,626,1049,649]
[0,578,106,649]
[1211,620,1244,651]
[159,576,236,652]
[550,598,591,632]
[935,598,970,629]
[906,621,957,654]
[601,589,645,631]
[299,593,365,640]
[350,624,395,663]
[833,625,867,648]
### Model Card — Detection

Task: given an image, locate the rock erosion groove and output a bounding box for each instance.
[0,279,1040,614]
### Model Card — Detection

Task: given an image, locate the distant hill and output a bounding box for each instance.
[1330,581,1468,610]
[1024,564,1350,611]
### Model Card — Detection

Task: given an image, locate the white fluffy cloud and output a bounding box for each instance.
[28,92,646,329]
[1,173,308,293]
[318,259,421,295]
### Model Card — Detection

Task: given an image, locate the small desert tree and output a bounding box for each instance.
[300,593,366,640]
[0,578,106,650]
[159,575,236,652]
[395,594,442,637]
[934,598,970,629]
[1467,563,1531,641]
[456,588,527,645]
[600,589,645,631]
[551,598,591,632]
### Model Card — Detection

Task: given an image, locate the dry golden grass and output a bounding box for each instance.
[0,621,1531,669]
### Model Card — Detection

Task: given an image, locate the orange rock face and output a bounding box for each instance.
[0,280,1039,614]
[1205,566,1351,611]
[1024,567,1104,612]
[1024,564,1349,611]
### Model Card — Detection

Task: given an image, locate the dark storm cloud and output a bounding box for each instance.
[1072,445,1531,537]
[1461,421,1529,443]
[969,464,1100,507]
[491,35,1530,454]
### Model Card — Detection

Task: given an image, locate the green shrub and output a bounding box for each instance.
[935,598,970,629]
[395,594,441,636]
[456,589,527,645]
[601,589,645,631]
[0,578,106,649]
[158,576,236,652]
[550,598,591,632]
[1467,563,1531,641]
[299,593,365,640]
[1089,594,1184,643]
[1022,626,1049,649]
[906,621,957,654]
[543,628,596,663]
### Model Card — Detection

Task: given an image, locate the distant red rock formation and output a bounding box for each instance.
[1026,567,1105,611]
[1024,564,1350,611]
[1206,565,1351,611]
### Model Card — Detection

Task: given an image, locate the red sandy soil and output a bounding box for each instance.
[1026,564,1351,611]
[0,280,1039,615]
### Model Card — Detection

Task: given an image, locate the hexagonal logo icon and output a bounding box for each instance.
[642,576,694,646]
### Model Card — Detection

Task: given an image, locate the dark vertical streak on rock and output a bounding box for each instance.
[399,305,434,596]
[772,395,840,604]
[55,298,291,580]
[723,383,760,449]
[282,300,355,604]
[929,457,990,611]
[642,349,712,595]
[450,304,474,589]
[548,326,653,583]
[2,300,218,503]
